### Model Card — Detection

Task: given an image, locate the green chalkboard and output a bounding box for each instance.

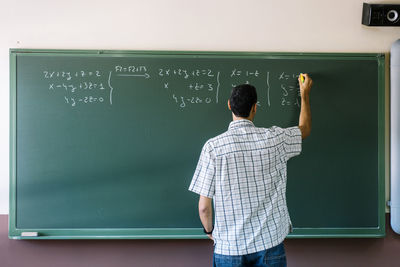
[9,50,385,239]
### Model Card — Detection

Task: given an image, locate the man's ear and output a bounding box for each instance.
[253,103,257,113]
[228,100,231,110]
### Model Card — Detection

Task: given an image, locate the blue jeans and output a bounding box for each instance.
[213,243,287,267]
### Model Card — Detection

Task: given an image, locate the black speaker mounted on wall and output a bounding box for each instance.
[362,2,400,26]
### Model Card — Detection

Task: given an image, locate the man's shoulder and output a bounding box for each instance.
[205,125,278,146]
[266,126,300,135]
[208,125,281,140]
[204,125,299,146]
[204,130,231,147]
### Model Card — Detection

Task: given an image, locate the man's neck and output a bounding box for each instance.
[232,114,253,122]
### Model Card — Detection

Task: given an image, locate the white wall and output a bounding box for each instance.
[1,0,399,214]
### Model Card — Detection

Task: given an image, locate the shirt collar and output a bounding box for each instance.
[228,119,255,130]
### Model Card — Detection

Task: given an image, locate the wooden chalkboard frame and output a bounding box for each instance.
[9,49,386,239]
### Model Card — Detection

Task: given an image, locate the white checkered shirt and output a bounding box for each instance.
[189,119,302,256]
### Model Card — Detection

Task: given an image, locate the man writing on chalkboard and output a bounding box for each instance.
[189,74,312,267]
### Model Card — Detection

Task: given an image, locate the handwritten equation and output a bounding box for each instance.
[158,67,220,108]
[43,70,111,107]
[278,72,301,107]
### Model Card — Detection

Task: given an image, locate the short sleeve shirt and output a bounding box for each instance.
[189,119,302,256]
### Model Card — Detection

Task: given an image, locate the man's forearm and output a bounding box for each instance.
[298,73,312,139]
[198,196,213,233]
[199,207,213,232]
[299,92,311,139]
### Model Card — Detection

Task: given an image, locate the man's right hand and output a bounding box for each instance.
[299,73,312,97]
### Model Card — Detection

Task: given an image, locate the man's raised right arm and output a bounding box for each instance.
[298,73,313,139]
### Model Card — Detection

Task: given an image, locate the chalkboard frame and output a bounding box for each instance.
[9,49,386,239]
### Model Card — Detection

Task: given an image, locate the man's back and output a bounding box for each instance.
[189,119,302,255]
